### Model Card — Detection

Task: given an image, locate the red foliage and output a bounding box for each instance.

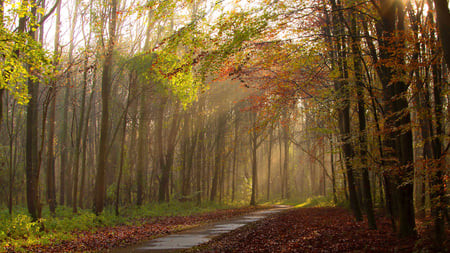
[187,207,420,253]
[8,206,261,253]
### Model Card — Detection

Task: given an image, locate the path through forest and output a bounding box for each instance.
[113,205,292,252]
[184,207,436,253]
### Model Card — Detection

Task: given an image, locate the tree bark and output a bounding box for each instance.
[72,56,89,213]
[330,135,337,204]
[44,0,61,215]
[23,0,42,221]
[210,113,226,202]
[249,112,259,206]
[158,97,180,202]
[376,0,416,237]
[351,12,376,229]
[433,0,450,68]
[95,0,118,215]
[327,0,362,221]
[282,121,290,199]
[267,127,273,200]
[136,82,148,206]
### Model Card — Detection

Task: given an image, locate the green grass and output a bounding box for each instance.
[294,196,336,208]
[0,201,247,251]
[260,195,338,208]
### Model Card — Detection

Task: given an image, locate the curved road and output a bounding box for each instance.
[113,205,292,253]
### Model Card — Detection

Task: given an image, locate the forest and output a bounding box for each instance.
[0,0,449,252]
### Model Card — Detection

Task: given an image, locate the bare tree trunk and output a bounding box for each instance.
[326,0,362,221]
[282,120,290,199]
[249,112,259,206]
[231,109,239,202]
[95,0,118,215]
[181,110,197,200]
[115,77,130,214]
[45,0,61,215]
[279,125,283,198]
[433,0,450,68]
[78,82,94,209]
[7,96,20,214]
[210,113,226,202]
[157,98,180,202]
[330,135,337,204]
[23,1,42,221]
[60,0,80,206]
[72,56,89,213]
[136,83,148,206]
[350,12,376,229]
[196,101,205,205]
[376,0,415,237]
[267,127,273,200]
[428,5,447,242]
[0,0,4,136]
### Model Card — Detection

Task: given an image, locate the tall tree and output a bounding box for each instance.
[46,0,62,215]
[350,11,376,229]
[433,0,450,68]
[375,0,415,236]
[249,111,264,205]
[94,0,119,215]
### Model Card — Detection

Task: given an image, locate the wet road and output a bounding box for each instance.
[113,205,291,253]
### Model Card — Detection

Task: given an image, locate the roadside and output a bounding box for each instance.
[113,205,292,253]
[185,207,422,253]
[3,205,267,253]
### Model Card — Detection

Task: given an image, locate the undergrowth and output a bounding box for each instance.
[262,195,338,208]
[0,201,245,251]
[295,196,337,208]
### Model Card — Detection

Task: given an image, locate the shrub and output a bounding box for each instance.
[0,214,42,240]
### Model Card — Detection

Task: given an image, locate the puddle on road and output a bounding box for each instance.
[209,223,246,233]
[114,206,290,253]
[138,234,210,250]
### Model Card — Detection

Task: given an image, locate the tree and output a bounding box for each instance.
[22,0,55,221]
[433,0,450,68]
[249,110,265,205]
[374,0,416,237]
[46,0,61,215]
[94,0,119,215]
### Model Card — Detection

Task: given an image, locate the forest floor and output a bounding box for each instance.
[185,207,448,253]
[4,205,448,252]
[3,206,265,253]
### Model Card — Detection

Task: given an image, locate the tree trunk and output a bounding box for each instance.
[327,0,362,221]
[249,112,259,206]
[0,0,4,141]
[136,83,148,206]
[157,97,180,202]
[72,57,89,213]
[330,135,337,204]
[115,99,128,215]
[376,0,416,237]
[156,97,167,203]
[210,113,226,202]
[267,127,273,200]
[60,0,80,206]
[428,7,447,242]
[231,109,239,202]
[23,1,42,221]
[433,0,450,68]
[45,0,61,215]
[282,121,289,199]
[351,12,376,229]
[94,0,118,215]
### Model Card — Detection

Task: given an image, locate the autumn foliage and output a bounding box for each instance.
[187,207,445,253]
[3,206,262,253]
